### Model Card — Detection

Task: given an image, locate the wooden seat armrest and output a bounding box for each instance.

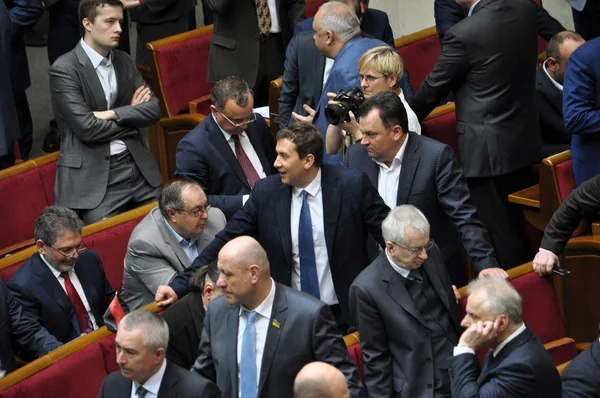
[508,184,540,209]
[157,113,206,128]
[543,337,575,350]
[556,360,571,375]
[592,222,600,237]
[0,239,35,258]
[189,94,212,114]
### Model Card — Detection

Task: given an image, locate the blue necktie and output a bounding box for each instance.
[299,190,320,299]
[240,311,258,398]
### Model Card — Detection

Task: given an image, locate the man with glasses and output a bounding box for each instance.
[7,205,116,344]
[176,76,276,219]
[349,205,462,398]
[121,180,226,310]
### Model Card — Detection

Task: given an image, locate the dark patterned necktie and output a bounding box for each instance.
[232,134,261,188]
[136,386,148,398]
[256,0,271,35]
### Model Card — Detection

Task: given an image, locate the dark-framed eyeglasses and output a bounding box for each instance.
[171,203,212,217]
[44,240,87,259]
[358,74,387,84]
[219,111,257,128]
[393,239,435,255]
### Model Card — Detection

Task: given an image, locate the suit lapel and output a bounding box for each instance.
[321,165,341,263]
[111,51,128,108]
[396,133,420,206]
[207,116,251,189]
[75,43,108,111]
[277,182,294,268]
[227,307,240,396]
[152,209,189,273]
[74,260,97,317]
[157,362,178,398]
[247,125,271,175]
[479,327,532,383]
[258,284,287,396]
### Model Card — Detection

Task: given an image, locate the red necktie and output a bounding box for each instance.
[232,134,261,188]
[60,272,93,334]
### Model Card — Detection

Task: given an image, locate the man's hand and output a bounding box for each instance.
[120,0,140,8]
[131,86,151,106]
[292,104,316,123]
[478,268,509,279]
[458,318,501,350]
[155,285,178,307]
[532,249,559,276]
[93,110,117,120]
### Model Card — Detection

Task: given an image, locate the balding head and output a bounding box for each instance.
[313,1,360,58]
[294,362,349,398]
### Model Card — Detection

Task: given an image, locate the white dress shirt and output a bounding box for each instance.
[237,278,276,397]
[130,358,167,398]
[323,58,335,89]
[543,59,564,92]
[453,323,527,357]
[374,134,409,208]
[399,91,422,135]
[385,249,411,278]
[468,0,483,16]
[289,169,338,305]
[266,0,280,33]
[40,254,99,330]
[80,39,126,155]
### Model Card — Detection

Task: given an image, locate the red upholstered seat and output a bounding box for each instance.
[36,161,57,205]
[98,334,119,374]
[0,260,27,282]
[422,106,459,159]
[396,32,440,92]
[555,160,589,237]
[305,0,325,18]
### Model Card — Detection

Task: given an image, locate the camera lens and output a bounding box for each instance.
[325,103,349,125]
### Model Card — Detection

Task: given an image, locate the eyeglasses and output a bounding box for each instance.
[45,241,87,259]
[358,74,387,84]
[219,111,257,128]
[393,239,435,255]
[172,203,212,217]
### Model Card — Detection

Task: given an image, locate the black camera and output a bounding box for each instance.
[325,86,365,125]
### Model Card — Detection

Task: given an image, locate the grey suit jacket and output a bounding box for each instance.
[192,282,365,398]
[121,206,226,310]
[50,42,162,209]
[349,249,462,398]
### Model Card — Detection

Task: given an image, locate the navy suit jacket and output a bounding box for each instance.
[449,327,562,397]
[169,164,389,324]
[175,113,277,219]
[344,133,498,286]
[562,338,600,398]
[536,66,571,156]
[563,37,600,186]
[7,251,115,344]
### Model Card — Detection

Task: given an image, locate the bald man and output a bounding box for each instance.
[294,361,350,398]
[191,236,364,398]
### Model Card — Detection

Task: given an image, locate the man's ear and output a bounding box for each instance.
[303,153,315,170]
[203,282,214,301]
[546,57,559,71]
[36,239,47,255]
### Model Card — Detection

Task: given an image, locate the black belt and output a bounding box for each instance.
[258,32,282,41]
[109,150,131,162]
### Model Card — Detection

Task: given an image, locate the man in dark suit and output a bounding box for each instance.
[191,236,364,398]
[565,0,600,41]
[561,328,600,397]
[157,122,389,333]
[0,279,62,377]
[537,31,585,157]
[411,0,542,270]
[205,0,304,106]
[161,260,223,369]
[563,37,600,187]
[351,91,503,286]
[50,0,162,225]
[350,205,462,397]
[8,206,115,344]
[99,310,220,398]
[449,277,561,397]
[0,0,19,170]
[175,76,277,219]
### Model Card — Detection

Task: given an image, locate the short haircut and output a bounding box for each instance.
[315,2,361,42]
[382,205,429,245]
[78,0,123,36]
[276,122,324,167]
[35,205,84,246]
[359,46,404,89]
[357,91,409,133]
[210,76,253,111]
[120,310,169,351]
[158,179,204,219]
[546,30,584,60]
[467,277,523,325]
[188,260,219,292]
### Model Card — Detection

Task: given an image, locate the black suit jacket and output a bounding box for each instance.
[175,114,277,219]
[536,66,571,148]
[449,327,562,397]
[161,291,205,370]
[562,338,600,398]
[349,249,461,398]
[0,280,62,374]
[412,0,542,178]
[344,133,499,285]
[170,164,390,325]
[192,282,364,398]
[98,361,221,398]
[7,251,115,344]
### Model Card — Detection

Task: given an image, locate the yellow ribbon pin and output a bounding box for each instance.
[272,320,280,329]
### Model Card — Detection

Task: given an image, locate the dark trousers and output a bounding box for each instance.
[13,84,32,159]
[47,0,80,66]
[330,304,350,335]
[253,33,285,107]
[572,1,600,41]
[0,147,15,171]
[466,167,534,270]
[201,0,213,26]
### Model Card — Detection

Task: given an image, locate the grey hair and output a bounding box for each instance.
[158,179,204,219]
[467,277,523,325]
[315,2,361,42]
[34,205,84,245]
[210,76,253,111]
[120,310,169,352]
[381,205,429,245]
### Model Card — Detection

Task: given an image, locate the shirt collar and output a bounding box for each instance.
[292,168,322,199]
[385,248,411,279]
[133,358,167,396]
[468,0,483,16]
[493,323,526,357]
[40,252,74,278]
[80,38,112,69]
[211,112,247,142]
[163,217,198,247]
[543,59,564,92]
[373,133,409,171]
[239,278,276,321]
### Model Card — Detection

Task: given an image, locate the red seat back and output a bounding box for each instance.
[555,160,588,237]
[305,0,325,18]
[422,106,459,159]
[396,32,441,92]
[98,334,119,374]
[36,161,57,205]
[0,259,28,282]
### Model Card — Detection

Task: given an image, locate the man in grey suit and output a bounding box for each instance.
[50,0,162,225]
[349,205,462,398]
[121,180,226,310]
[192,236,365,398]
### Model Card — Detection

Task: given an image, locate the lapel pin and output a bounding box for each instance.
[272,319,280,329]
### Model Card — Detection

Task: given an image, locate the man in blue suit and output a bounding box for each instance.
[8,206,115,344]
[157,122,390,332]
[175,76,277,219]
[563,37,600,186]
